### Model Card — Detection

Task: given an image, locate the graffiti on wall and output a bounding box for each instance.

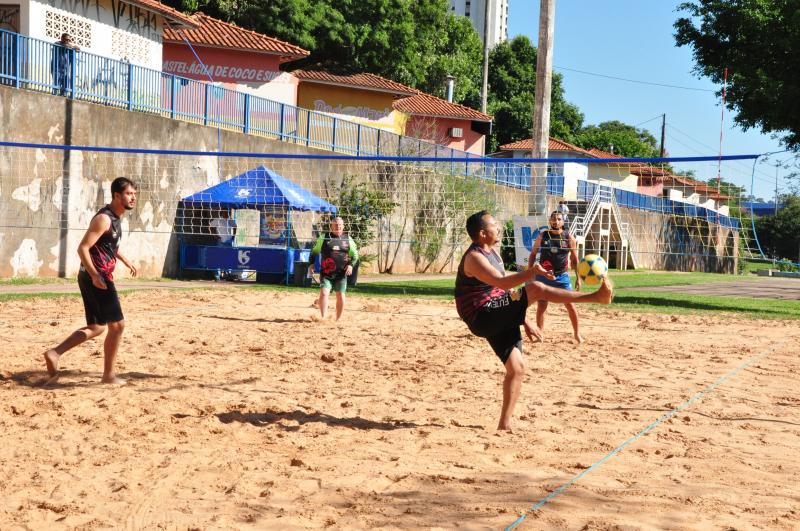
[47,0,161,42]
[163,61,287,84]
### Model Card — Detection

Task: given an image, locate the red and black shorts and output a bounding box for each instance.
[78,271,124,325]
[467,289,528,364]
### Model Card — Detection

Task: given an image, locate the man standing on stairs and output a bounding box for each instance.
[528,210,584,343]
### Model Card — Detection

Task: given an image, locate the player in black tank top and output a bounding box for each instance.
[528,210,583,343]
[456,210,614,431]
[43,178,139,386]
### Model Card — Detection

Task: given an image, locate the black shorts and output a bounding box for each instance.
[78,271,124,325]
[468,289,528,364]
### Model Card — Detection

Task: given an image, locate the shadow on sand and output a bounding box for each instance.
[215,408,444,431]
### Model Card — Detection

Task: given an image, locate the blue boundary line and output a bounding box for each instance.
[0,140,761,164]
[504,339,787,530]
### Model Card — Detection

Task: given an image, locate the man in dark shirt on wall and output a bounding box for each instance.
[52,32,80,96]
[311,217,359,320]
[455,210,613,430]
[43,177,138,385]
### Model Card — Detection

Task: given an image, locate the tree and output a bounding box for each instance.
[674,1,800,150]
[164,0,482,106]
[326,174,397,265]
[487,36,583,153]
[417,14,483,108]
[574,120,660,158]
[754,193,800,262]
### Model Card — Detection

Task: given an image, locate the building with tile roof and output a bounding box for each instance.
[163,12,309,104]
[294,70,492,155]
[163,13,308,60]
[5,0,197,71]
[393,92,491,155]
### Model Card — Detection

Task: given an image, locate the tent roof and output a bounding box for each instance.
[182,166,337,213]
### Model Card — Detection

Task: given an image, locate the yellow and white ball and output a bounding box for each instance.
[578,254,608,285]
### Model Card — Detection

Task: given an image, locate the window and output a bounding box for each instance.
[45,10,92,47]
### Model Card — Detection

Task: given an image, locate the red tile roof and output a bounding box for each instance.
[292,70,417,96]
[499,137,594,156]
[393,92,491,122]
[163,12,309,59]
[128,0,197,27]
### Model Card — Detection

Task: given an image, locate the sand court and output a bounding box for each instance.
[2,288,799,529]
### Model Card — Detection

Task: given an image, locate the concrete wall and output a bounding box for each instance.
[0,84,739,279]
[611,207,738,273]
[0,84,531,278]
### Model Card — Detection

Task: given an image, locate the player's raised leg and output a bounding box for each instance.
[526,277,613,306]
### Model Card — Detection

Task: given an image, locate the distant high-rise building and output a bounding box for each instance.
[449,0,509,48]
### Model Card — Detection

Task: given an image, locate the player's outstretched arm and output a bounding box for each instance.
[463,251,535,291]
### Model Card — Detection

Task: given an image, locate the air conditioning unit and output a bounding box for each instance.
[447,127,463,138]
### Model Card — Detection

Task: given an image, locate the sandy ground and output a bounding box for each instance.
[1,288,799,530]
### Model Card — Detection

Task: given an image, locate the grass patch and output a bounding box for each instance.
[604,291,800,320]
[0,292,81,302]
[348,272,800,320]
[0,277,73,286]
[347,271,745,300]
[3,271,799,320]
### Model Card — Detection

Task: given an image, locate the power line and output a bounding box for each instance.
[666,122,778,182]
[664,132,776,187]
[634,114,665,128]
[555,66,716,93]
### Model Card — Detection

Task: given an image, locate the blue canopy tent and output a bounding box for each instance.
[179,166,337,284]
[182,166,338,213]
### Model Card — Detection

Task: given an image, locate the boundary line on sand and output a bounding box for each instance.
[504,339,788,530]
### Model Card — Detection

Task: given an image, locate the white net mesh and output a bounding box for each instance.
[0,142,792,278]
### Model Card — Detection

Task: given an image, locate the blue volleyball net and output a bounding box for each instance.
[0,140,795,279]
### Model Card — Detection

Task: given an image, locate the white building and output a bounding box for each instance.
[449,0,508,48]
[3,0,195,70]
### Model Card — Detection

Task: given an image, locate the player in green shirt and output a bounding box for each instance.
[311,217,359,320]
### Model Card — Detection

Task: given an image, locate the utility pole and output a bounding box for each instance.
[659,114,666,158]
[480,0,491,113]
[775,164,779,216]
[530,0,555,215]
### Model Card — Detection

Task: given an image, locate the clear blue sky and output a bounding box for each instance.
[507,0,790,200]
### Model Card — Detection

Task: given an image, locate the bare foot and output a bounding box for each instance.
[596,277,614,304]
[42,373,61,387]
[496,423,514,432]
[101,375,127,385]
[574,333,584,344]
[43,349,60,376]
